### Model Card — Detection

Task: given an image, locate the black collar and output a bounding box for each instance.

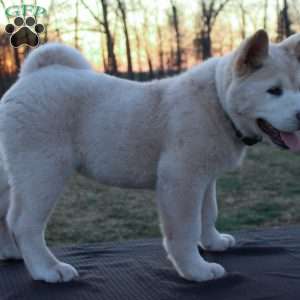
[227,116,262,146]
[214,74,261,146]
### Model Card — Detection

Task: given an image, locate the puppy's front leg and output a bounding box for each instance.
[200,180,235,251]
[156,163,225,282]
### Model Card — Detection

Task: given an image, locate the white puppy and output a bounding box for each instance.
[0,30,300,283]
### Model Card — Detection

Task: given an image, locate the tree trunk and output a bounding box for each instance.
[283,0,292,37]
[168,42,175,72]
[42,0,55,44]
[239,2,246,39]
[263,0,268,31]
[74,0,79,49]
[117,0,133,79]
[100,0,118,75]
[101,34,108,72]
[201,30,212,60]
[43,25,48,43]
[170,0,182,72]
[276,0,293,41]
[13,48,20,71]
[197,0,230,60]
[146,48,154,79]
[134,28,143,74]
[157,25,165,76]
[139,0,154,79]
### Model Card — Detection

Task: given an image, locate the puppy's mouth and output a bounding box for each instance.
[257,118,300,151]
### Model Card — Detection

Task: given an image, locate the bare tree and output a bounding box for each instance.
[116,0,133,79]
[239,1,246,40]
[100,0,118,74]
[277,0,293,41]
[0,0,21,70]
[81,0,118,74]
[137,0,154,79]
[133,26,143,74]
[41,0,57,44]
[157,24,165,76]
[283,0,292,36]
[74,0,79,48]
[170,0,182,72]
[289,0,300,31]
[146,48,154,78]
[195,0,230,60]
[128,0,142,76]
[263,0,268,31]
[101,34,108,71]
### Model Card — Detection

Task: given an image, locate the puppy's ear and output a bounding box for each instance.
[234,29,269,76]
[279,33,300,62]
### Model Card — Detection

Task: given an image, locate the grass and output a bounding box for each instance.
[46,143,300,246]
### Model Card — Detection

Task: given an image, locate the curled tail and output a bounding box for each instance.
[19,43,91,77]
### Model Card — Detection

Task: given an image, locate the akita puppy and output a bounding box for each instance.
[0,30,299,283]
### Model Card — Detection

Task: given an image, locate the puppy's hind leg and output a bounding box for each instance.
[0,162,21,260]
[6,149,78,282]
[200,180,235,251]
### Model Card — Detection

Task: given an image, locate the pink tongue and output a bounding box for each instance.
[280,132,300,152]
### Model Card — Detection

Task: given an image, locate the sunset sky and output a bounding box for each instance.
[0,0,294,70]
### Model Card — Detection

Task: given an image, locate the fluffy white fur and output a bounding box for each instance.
[19,43,91,77]
[0,32,300,283]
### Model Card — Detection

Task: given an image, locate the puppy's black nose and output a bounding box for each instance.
[296,112,300,121]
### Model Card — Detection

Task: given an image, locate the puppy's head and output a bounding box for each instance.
[224,30,300,151]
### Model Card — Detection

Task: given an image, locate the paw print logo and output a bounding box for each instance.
[5,16,44,48]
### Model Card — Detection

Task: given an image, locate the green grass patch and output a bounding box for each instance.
[46,144,300,245]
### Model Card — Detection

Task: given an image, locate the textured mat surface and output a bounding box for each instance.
[1,226,300,300]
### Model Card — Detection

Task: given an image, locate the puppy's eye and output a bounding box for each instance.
[267,86,283,96]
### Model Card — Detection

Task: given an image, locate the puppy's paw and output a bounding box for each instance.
[201,232,236,251]
[32,262,79,283]
[0,227,22,260]
[0,243,22,260]
[164,237,226,282]
[179,261,226,282]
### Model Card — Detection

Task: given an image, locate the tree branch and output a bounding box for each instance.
[213,0,230,20]
[80,0,105,27]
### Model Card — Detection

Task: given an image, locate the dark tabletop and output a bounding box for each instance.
[1,226,300,300]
